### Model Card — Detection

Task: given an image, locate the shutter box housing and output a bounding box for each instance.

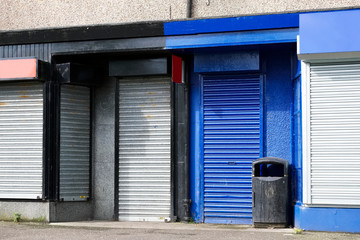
[56,62,102,86]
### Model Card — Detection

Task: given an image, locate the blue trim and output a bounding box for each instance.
[189,70,204,222]
[295,204,360,233]
[166,28,298,50]
[164,13,299,36]
[293,74,302,203]
[199,75,205,222]
[295,60,301,79]
[259,75,264,158]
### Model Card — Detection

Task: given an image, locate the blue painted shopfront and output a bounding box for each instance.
[165,12,297,224]
[166,8,360,232]
[165,13,298,224]
[189,47,295,223]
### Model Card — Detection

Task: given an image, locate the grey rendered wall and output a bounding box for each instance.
[0,0,187,30]
[192,0,360,18]
[92,78,117,220]
[49,202,93,222]
[1,0,360,31]
[0,202,49,221]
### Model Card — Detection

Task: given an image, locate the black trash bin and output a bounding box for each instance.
[252,157,289,227]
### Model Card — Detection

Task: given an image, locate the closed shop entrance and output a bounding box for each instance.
[0,81,44,199]
[118,76,171,221]
[202,74,262,224]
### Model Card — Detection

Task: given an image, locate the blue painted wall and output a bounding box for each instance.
[194,50,259,72]
[263,48,293,163]
[300,9,360,54]
[295,204,360,233]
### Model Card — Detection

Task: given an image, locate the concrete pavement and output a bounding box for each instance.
[0,221,359,240]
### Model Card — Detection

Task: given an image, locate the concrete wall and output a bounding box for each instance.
[49,202,93,222]
[92,77,117,220]
[0,0,187,31]
[0,201,49,222]
[1,0,360,31]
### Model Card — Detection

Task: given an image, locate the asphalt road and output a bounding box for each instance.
[0,221,359,240]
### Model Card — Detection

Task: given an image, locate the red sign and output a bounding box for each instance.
[0,58,37,80]
[172,55,183,84]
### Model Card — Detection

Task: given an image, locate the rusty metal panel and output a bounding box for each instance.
[0,81,44,199]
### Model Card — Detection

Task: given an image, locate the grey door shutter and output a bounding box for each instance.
[305,61,360,205]
[0,82,44,199]
[59,85,91,201]
[202,75,261,224]
[118,76,171,221]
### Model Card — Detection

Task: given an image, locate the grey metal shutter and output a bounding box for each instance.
[307,62,360,205]
[0,82,44,199]
[59,85,90,201]
[119,76,171,221]
[305,62,360,205]
[203,75,261,224]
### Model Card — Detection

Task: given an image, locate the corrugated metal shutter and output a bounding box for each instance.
[203,75,261,224]
[0,82,44,199]
[59,85,90,201]
[306,62,360,205]
[119,76,171,221]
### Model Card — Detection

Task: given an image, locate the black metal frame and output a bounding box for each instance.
[172,56,191,222]
[55,84,94,202]
[0,22,165,46]
[53,59,96,202]
[44,79,59,201]
[113,78,120,220]
[170,77,175,222]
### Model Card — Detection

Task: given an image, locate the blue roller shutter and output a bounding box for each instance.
[203,75,261,224]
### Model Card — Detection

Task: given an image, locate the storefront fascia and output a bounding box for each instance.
[296,9,360,233]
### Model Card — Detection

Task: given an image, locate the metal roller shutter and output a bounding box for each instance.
[203,75,261,224]
[119,76,171,221]
[59,85,91,201]
[304,61,360,205]
[0,82,44,199]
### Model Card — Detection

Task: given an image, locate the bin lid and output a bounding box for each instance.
[252,157,289,176]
